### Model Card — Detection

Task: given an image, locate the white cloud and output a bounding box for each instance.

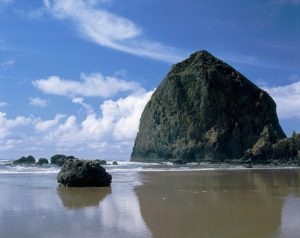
[35,113,66,132]
[1,59,15,67]
[0,139,22,151]
[264,78,300,119]
[0,112,31,140]
[72,97,94,114]
[43,0,184,63]
[36,90,153,148]
[1,69,154,159]
[29,97,48,107]
[102,91,154,140]
[33,73,142,98]
[0,102,8,107]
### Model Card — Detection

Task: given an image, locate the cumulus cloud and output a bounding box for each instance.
[264,79,300,119]
[103,91,154,140]
[72,97,94,114]
[43,0,184,63]
[0,139,23,151]
[33,73,141,98]
[29,97,48,107]
[36,90,153,149]
[0,112,31,140]
[34,114,66,132]
[1,66,154,159]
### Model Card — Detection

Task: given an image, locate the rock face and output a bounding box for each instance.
[51,154,77,166]
[57,159,112,187]
[131,50,286,162]
[13,155,36,164]
[37,158,49,165]
[244,131,300,165]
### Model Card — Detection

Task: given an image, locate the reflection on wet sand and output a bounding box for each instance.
[57,187,112,209]
[135,169,300,238]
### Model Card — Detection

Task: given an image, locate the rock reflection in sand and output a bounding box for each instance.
[57,187,112,209]
[135,169,300,238]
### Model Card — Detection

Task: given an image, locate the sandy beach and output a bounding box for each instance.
[0,168,300,238]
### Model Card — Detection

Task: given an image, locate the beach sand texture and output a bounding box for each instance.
[0,169,300,238]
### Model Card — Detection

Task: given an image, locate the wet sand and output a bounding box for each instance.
[0,169,300,238]
[136,170,300,238]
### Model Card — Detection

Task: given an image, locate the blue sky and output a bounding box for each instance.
[0,0,299,160]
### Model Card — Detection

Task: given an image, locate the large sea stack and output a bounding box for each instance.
[131,50,287,163]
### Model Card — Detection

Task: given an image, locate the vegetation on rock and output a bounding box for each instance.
[131,50,289,164]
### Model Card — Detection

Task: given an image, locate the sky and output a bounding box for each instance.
[0,0,299,160]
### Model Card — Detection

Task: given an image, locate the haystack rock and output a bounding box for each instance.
[131,50,286,163]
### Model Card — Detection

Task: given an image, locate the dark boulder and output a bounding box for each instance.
[51,154,77,166]
[57,159,112,187]
[173,159,186,165]
[112,161,118,165]
[131,50,286,163]
[13,155,36,164]
[37,158,49,165]
[97,160,107,165]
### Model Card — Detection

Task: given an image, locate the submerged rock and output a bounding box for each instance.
[51,154,77,166]
[131,50,286,163]
[57,159,112,187]
[37,158,49,165]
[13,155,36,164]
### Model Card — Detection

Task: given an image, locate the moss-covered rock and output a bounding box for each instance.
[131,50,286,162]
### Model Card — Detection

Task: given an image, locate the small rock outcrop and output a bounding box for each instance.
[131,50,286,163]
[57,159,112,187]
[37,158,49,165]
[173,159,186,165]
[51,154,77,166]
[13,155,36,164]
[112,161,118,165]
[244,131,300,165]
[98,160,107,165]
